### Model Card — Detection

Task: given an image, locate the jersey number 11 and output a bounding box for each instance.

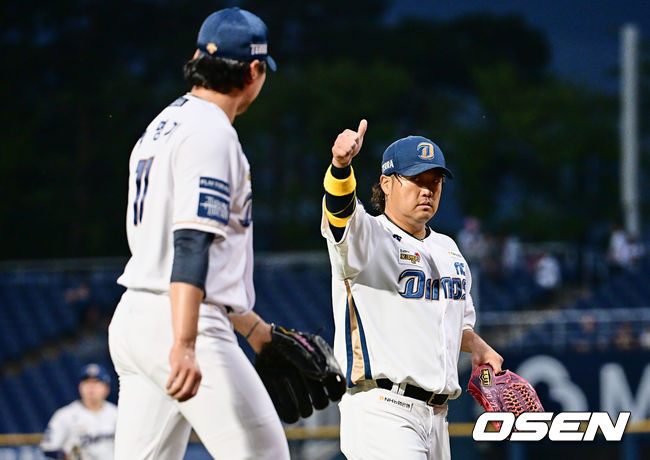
[133,157,154,225]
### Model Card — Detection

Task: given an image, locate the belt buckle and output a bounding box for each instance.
[427,392,437,406]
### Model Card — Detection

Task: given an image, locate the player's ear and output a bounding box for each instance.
[380,175,392,195]
[192,49,200,60]
[247,60,264,83]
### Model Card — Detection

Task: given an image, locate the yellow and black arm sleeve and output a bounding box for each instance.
[324,164,356,241]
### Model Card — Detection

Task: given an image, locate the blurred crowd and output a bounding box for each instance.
[456,216,562,302]
[456,216,650,352]
[571,315,650,353]
[606,224,646,274]
[456,216,646,300]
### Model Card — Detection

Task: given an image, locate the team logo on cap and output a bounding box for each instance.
[417,142,435,160]
[206,43,218,54]
[87,364,100,377]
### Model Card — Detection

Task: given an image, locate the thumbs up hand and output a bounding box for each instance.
[331,119,367,168]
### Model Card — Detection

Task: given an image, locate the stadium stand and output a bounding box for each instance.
[1,252,647,434]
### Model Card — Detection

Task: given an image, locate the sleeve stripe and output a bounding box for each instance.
[326,191,355,217]
[325,207,352,228]
[324,165,356,196]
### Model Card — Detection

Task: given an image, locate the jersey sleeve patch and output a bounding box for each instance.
[169,96,188,107]
[198,193,229,224]
[199,176,230,196]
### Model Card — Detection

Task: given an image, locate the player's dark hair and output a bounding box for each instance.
[371,174,409,213]
[183,54,266,93]
[370,182,385,213]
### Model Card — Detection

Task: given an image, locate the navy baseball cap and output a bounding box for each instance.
[197,7,277,71]
[380,136,453,178]
[79,363,111,385]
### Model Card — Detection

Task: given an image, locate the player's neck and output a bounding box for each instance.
[81,400,104,412]
[190,86,242,124]
[384,211,428,240]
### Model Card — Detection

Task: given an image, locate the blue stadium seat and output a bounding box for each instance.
[0,321,23,363]
[1,376,43,433]
[21,366,60,428]
[3,255,645,437]
[0,382,22,433]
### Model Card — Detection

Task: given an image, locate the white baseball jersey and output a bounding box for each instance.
[109,93,289,459]
[321,201,476,399]
[41,400,117,460]
[117,93,254,314]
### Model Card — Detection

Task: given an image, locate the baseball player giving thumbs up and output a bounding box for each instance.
[321,120,503,459]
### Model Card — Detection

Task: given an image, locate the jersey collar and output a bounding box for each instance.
[383,214,431,241]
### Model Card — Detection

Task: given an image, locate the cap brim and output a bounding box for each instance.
[266,55,277,71]
[398,163,454,179]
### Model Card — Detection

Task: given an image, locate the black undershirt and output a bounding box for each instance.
[170,229,214,292]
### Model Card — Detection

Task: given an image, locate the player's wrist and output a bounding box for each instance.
[329,162,352,179]
[172,338,196,350]
[248,321,272,353]
[332,158,350,169]
[461,328,478,353]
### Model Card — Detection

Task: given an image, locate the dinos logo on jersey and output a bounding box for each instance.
[399,248,422,265]
[398,270,467,301]
[417,142,435,160]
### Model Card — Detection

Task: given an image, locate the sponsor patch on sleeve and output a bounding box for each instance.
[199,176,230,196]
[169,96,188,107]
[198,193,229,224]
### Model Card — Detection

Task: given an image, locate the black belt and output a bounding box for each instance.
[376,378,449,406]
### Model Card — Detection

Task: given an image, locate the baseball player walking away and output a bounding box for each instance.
[321,120,504,459]
[41,363,117,460]
[108,8,290,459]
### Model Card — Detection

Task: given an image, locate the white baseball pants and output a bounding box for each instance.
[108,289,289,460]
[339,387,451,460]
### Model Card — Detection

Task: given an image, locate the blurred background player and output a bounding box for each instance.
[321,121,503,459]
[108,7,290,459]
[40,363,117,460]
